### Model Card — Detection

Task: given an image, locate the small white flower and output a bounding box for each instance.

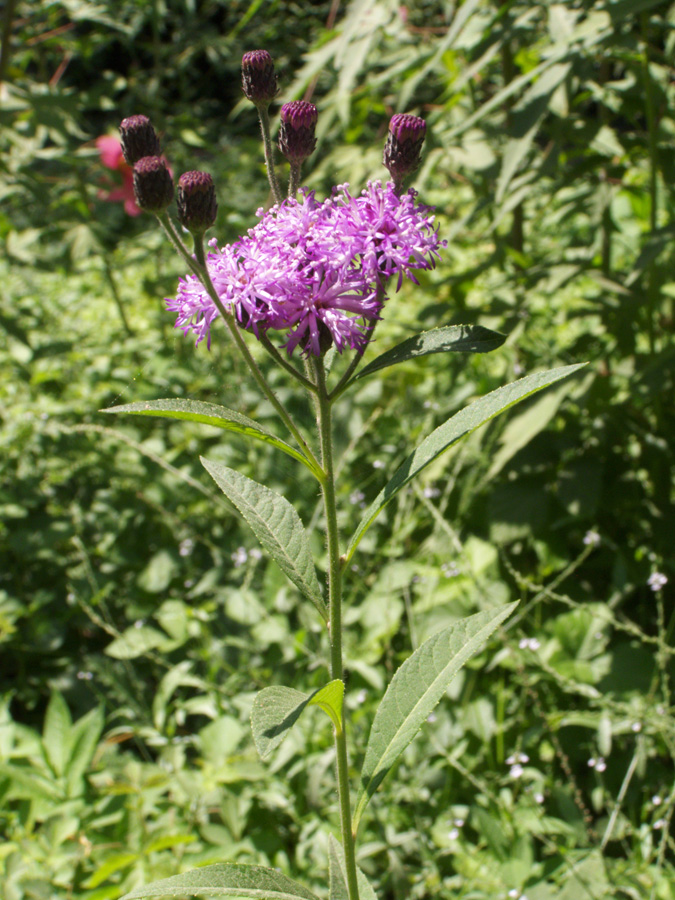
[508,890,520,899]
[652,795,662,806]
[184,579,194,588]
[372,459,385,469]
[249,547,263,561]
[509,764,524,779]
[448,828,459,840]
[631,721,641,733]
[134,619,144,629]
[654,818,667,830]
[583,530,600,547]
[648,572,668,591]
[441,562,460,578]
[423,485,441,499]
[588,757,606,772]
[231,547,248,567]
[519,638,540,651]
[349,490,365,505]
[423,400,439,411]
[427,712,437,723]
[179,538,194,557]
[534,792,545,804]
[77,671,93,681]
[355,689,367,705]
[453,817,465,827]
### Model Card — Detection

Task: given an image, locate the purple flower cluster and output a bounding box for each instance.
[167,180,445,356]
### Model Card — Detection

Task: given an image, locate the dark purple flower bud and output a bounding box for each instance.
[176,170,218,234]
[119,115,161,166]
[278,101,318,163]
[383,113,427,184]
[132,156,174,213]
[242,50,278,105]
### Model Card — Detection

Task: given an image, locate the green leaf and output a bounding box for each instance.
[120,864,321,900]
[344,363,586,563]
[103,399,323,480]
[251,680,344,760]
[328,835,378,900]
[352,602,518,833]
[201,460,327,620]
[43,691,72,777]
[66,704,105,792]
[354,325,506,382]
[105,625,171,659]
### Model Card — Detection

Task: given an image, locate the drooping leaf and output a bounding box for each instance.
[120,863,320,900]
[251,680,344,760]
[353,325,506,382]
[103,399,323,480]
[201,460,326,620]
[328,835,378,900]
[345,363,586,563]
[352,602,518,833]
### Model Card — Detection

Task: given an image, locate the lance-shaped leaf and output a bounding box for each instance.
[103,399,323,480]
[201,460,326,620]
[354,325,506,381]
[345,363,586,563]
[352,602,518,833]
[252,680,345,760]
[328,835,378,900]
[120,864,320,900]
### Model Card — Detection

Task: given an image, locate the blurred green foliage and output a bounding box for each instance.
[1,0,674,898]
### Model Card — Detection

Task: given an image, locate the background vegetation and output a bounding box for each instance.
[1,1,674,898]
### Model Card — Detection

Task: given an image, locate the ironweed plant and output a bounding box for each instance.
[107,51,584,900]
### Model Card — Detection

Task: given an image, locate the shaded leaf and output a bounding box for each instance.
[345,364,586,563]
[353,603,518,832]
[201,460,326,620]
[354,325,506,382]
[120,863,320,900]
[251,680,344,760]
[328,835,378,900]
[43,691,72,777]
[103,399,323,480]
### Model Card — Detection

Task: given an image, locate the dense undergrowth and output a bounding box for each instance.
[1,1,674,898]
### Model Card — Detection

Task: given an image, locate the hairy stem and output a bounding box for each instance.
[314,358,360,900]
[257,105,283,205]
[288,161,302,199]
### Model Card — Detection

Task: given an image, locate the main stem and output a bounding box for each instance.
[314,359,360,900]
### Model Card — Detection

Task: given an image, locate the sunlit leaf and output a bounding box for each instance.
[120,863,320,900]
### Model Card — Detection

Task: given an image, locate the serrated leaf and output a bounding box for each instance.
[103,399,323,480]
[251,680,344,760]
[328,835,378,900]
[120,863,320,900]
[345,364,586,563]
[201,460,326,620]
[352,602,518,833]
[43,692,72,777]
[354,325,506,382]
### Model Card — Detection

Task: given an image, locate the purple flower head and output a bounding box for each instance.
[242,50,277,105]
[133,156,174,213]
[119,115,160,166]
[167,181,445,356]
[177,170,217,234]
[384,113,426,185]
[279,101,318,163]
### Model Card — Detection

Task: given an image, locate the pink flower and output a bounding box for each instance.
[95,135,141,216]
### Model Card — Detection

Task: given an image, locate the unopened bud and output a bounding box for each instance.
[132,156,174,213]
[119,115,160,166]
[278,101,318,163]
[176,171,217,234]
[242,50,278,105]
[383,113,426,184]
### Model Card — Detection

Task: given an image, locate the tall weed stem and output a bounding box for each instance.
[314,358,360,900]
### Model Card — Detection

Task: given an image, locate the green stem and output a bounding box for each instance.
[258,331,318,393]
[102,256,134,337]
[257,105,283,205]
[641,11,658,354]
[314,358,360,900]
[288,162,301,199]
